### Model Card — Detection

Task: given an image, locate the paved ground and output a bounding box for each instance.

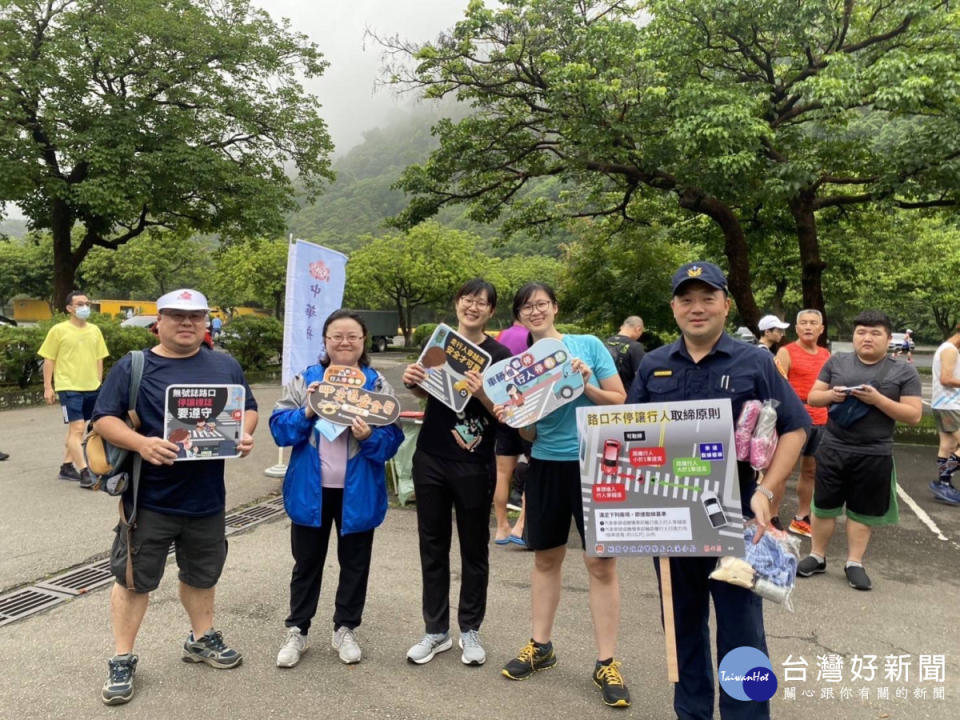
[1,350,959,719]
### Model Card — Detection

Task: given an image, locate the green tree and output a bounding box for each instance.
[0,234,52,310]
[78,231,214,299]
[0,0,333,308]
[344,222,487,343]
[210,236,288,318]
[381,0,960,337]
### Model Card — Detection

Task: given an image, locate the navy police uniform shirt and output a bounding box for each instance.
[627,332,809,513]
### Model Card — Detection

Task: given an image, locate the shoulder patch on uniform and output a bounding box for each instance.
[653,370,673,377]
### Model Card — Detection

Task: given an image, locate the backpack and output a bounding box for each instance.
[605,336,634,387]
[82,350,144,495]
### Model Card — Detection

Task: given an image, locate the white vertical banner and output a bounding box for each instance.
[281,239,348,386]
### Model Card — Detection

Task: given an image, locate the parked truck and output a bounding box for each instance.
[355,310,400,352]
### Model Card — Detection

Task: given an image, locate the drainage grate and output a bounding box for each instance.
[36,559,115,596]
[0,587,70,626]
[225,502,285,531]
[2,494,284,629]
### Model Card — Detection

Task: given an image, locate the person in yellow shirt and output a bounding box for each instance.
[38,291,109,488]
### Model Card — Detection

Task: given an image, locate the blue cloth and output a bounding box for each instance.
[92,348,257,517]
[269,364,404,534]
[630,333,809,720]
[532,334,618,461]
[743,526,797,587]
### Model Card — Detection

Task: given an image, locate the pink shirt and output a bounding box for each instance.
[319,431,349,489]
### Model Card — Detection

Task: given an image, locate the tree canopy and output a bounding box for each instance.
[381,0,960,335]
[0,0,333,307]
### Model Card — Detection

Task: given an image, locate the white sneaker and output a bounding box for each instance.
[276,627,307,668]
[459,629,486,666]
[406,632,452,664]
[332,626,362,664]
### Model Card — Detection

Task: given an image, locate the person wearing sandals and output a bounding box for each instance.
[270,310,404,668]
[496,282,632,709]
[402,278,511,667]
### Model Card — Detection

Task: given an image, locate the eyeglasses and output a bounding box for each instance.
[459,296,490,310]
[326,334,364,344]
[518,300,553,316]
[163,311,207,323]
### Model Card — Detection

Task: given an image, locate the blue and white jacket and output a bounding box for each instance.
[269,364,404,533]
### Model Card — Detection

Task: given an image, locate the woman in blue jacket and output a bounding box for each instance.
[269,310,403,669]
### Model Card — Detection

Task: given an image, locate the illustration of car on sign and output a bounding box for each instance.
[602,439,621,476]
[701,490,728,529]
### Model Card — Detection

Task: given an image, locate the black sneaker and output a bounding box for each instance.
[58,463,81,482]
[770,516,784,532]
[182,629,243,668]
[502,639,557,680]
[797,555,826,577]
[845,565,872,591]
[79,468,96,489]
[101,653,138,705]
[593,659,631,708]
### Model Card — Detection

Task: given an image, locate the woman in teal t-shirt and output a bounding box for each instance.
[496,282,632,709]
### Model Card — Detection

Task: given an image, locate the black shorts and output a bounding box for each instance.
[802,425,824,457]
[524,458,585,550]
[813,445,893,519]
[110,508,227,593]
[494,427,532,458]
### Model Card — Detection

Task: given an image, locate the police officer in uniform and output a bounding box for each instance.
[627,261,809,720]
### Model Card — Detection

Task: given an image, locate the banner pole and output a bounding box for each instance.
[264,446,286,478]
[660,557,680,683]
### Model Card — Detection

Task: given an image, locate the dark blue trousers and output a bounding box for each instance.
[655,556,770,720]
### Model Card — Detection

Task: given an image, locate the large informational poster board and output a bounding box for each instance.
[576,400,745,559]
[415,323,492,412]
[482,338,584,427]
[163,384,246,461]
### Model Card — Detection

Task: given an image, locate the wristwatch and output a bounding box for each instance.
[754,485,774,503]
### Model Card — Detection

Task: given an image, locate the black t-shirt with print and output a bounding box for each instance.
[415,335,511,464]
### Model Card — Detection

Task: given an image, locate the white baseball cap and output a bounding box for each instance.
[156,288,210,312]
[758,314,790,331]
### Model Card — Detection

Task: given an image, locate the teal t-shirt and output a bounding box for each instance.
[531,334,618,461]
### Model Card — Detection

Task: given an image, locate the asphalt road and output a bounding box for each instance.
[1,350,958,719]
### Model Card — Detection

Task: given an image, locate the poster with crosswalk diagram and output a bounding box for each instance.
[163,384,245,461]
[482,338,585,428]
[576,400,745,558]
[415,324,492,413]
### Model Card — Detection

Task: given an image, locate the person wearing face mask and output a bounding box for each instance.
[38,290,110,489]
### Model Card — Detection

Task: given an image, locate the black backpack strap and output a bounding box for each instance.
[126,351,145,527]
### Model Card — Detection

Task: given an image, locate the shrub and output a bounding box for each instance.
[0,325,46,388]
[412,323,438,349]
[220,315,283,371]
[0,316,157,388]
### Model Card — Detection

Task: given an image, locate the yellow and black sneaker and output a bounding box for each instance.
[593,659,631,708]
[501,639,557,680]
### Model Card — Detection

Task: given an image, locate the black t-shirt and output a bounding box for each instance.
[92,348,257,517]
[604,334,645,389]
[416,335,511,464]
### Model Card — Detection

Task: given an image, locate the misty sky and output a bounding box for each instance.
[252,0,472,154]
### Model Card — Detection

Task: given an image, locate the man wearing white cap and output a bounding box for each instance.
[91,289,259,705]
[757,314,790,354]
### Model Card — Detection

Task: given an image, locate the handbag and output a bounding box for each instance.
[82,350,144,495]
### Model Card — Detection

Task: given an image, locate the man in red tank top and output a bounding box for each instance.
[774,309,831,536]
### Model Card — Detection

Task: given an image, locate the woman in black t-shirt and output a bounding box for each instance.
[401,278,510,667]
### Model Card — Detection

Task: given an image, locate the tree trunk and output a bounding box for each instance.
[789,193,829,346]
[678,190,760,331]
[51,198,75,311]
